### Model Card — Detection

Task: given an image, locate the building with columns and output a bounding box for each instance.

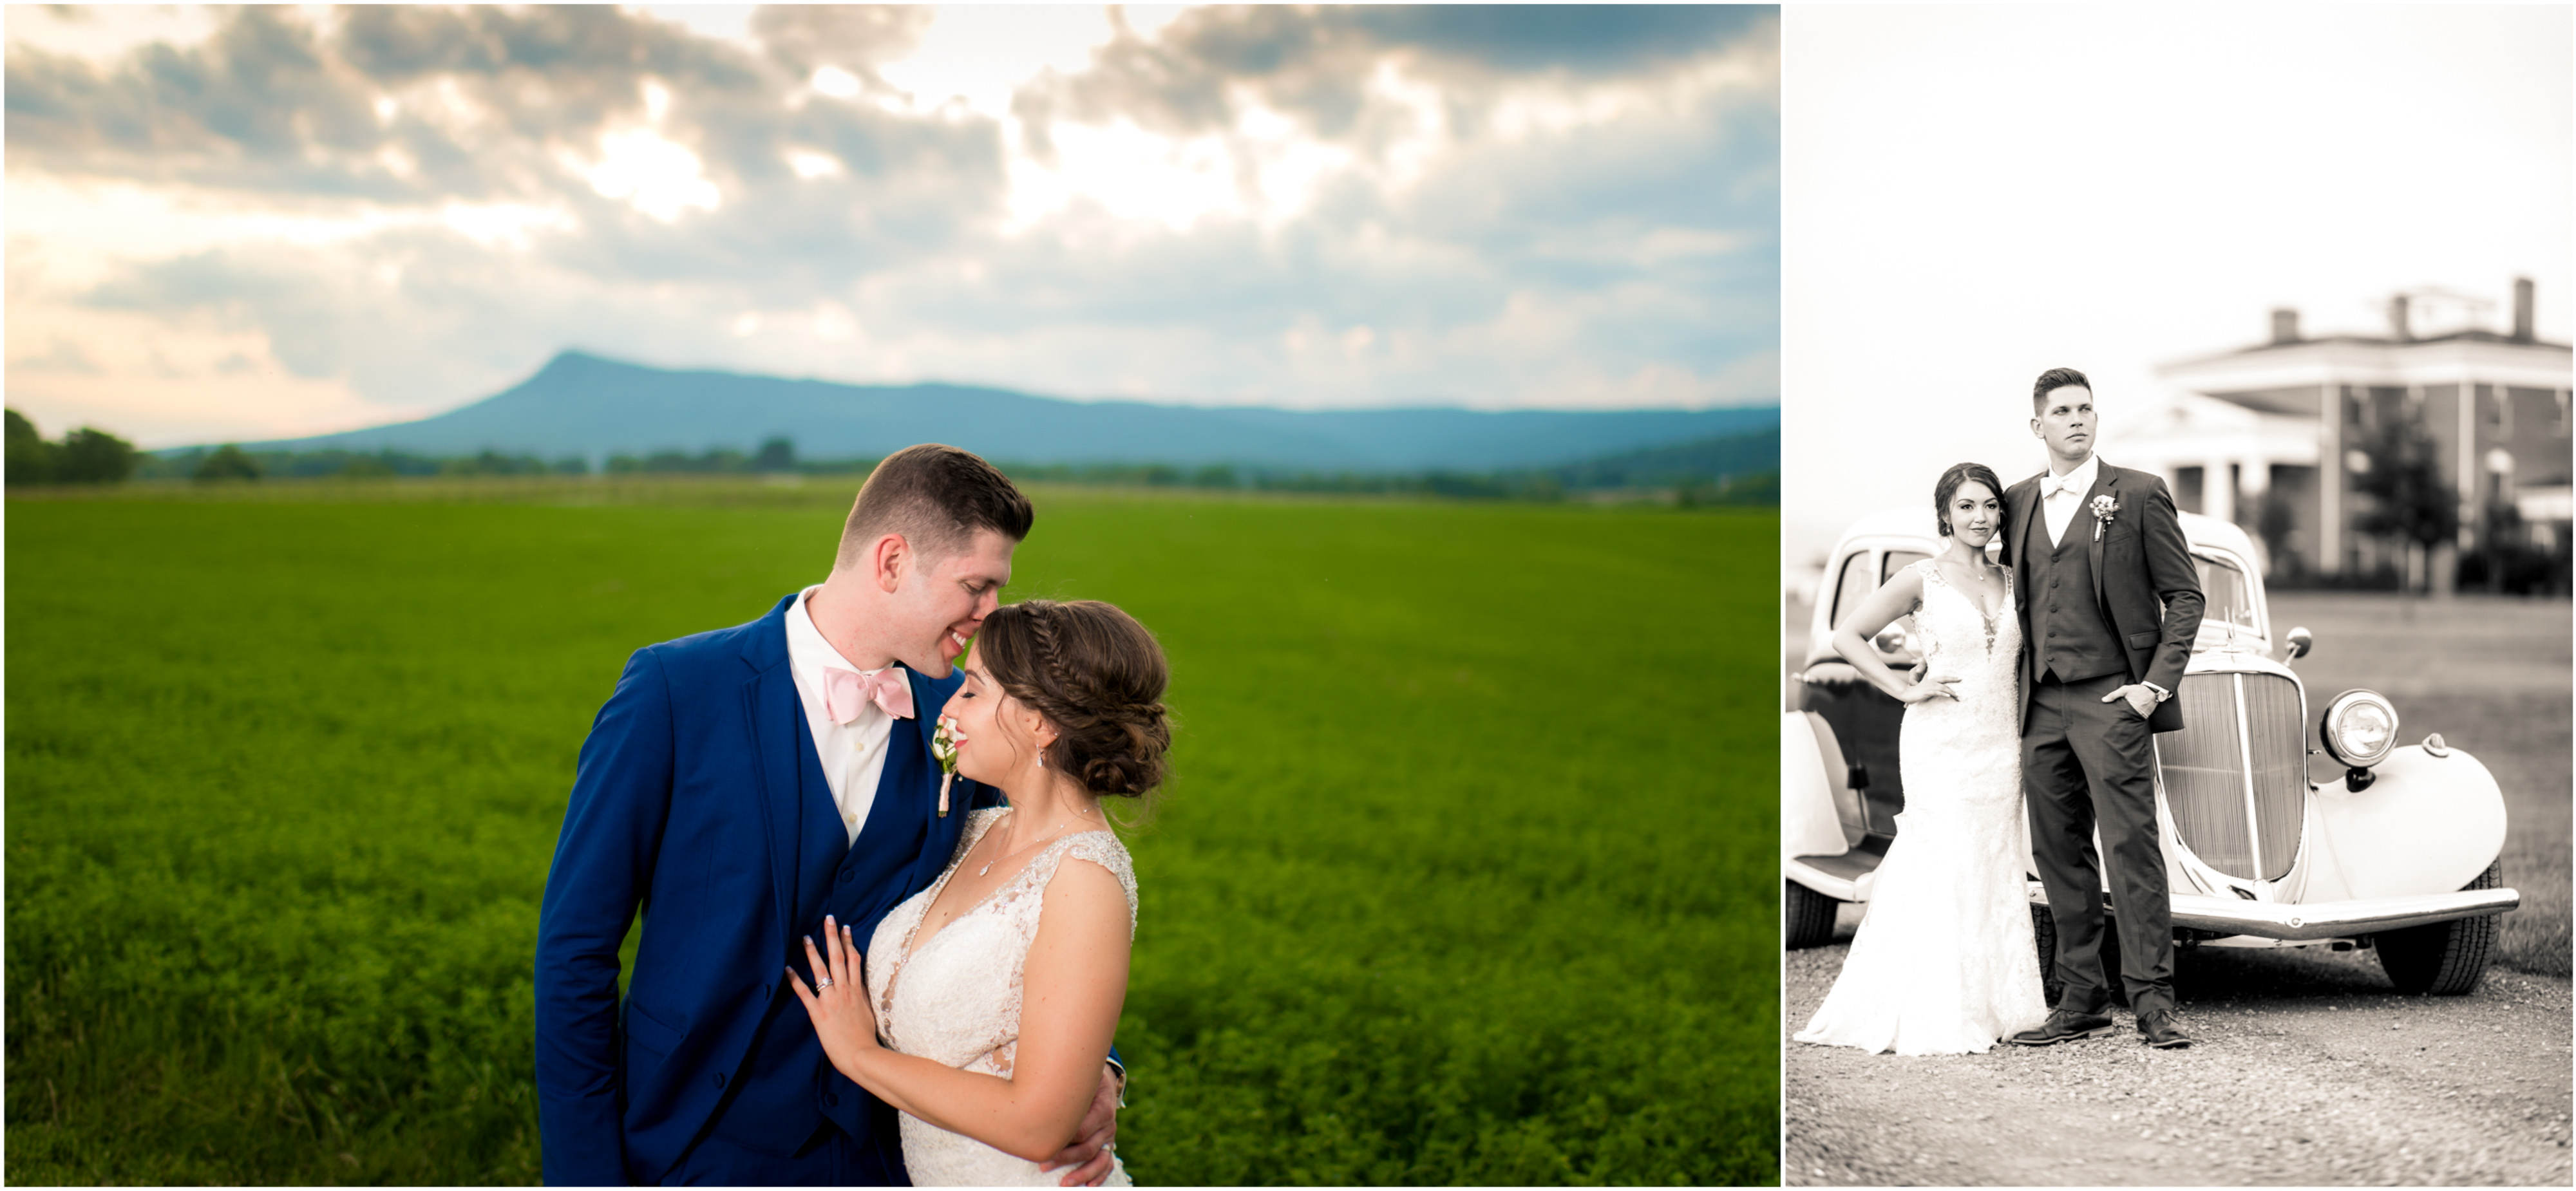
[2114,278,2571,586]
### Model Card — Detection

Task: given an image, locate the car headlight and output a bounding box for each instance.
[2320,689,2399,769]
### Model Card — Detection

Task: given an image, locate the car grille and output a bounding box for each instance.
[2156,671,2306,881]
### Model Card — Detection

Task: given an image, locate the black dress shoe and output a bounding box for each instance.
[2006,1008,2117,1046]
[2137,1008,2193,1049]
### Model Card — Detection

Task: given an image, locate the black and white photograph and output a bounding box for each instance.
[1780,6,2572,1186]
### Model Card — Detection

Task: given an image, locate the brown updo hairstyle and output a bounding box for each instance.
[974,599,1172,809]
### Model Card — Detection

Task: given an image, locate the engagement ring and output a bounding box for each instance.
[817,976,834,990]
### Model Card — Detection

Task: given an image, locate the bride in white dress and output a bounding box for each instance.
[1794,464,2050,1055]
[792,599,1168,1185]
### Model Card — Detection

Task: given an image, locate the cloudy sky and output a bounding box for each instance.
[3,4,1779,448]
[1782,5,2571,563]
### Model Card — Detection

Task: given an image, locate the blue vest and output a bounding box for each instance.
[703,696,973,1160]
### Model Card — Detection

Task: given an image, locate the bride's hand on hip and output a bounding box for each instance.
[1899,673,1963,704]
[788,915,881,1076]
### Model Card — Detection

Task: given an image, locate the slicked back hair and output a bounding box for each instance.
[834,444,1034,573]
[2032,367,2092,412]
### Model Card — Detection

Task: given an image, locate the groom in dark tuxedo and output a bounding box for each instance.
[1998,369,2204,1049]
[535,445,1124,1184]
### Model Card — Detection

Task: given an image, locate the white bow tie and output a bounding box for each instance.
[2043,472,2087,500]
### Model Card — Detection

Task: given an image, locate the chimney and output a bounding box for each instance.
[2387,294,2412,342]
[2513,276,2535,342]
[2270,308,2300,345]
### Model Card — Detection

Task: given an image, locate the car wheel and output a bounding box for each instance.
[1786,881,1839,950]
[2377,860,2503,995]
[2029,904,2064,1008]
[2099,914,2128,1009]
[2029,901,2125,1007]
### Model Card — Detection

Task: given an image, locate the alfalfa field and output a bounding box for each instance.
[6,483,1777,1186]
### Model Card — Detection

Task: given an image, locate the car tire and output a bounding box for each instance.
[1786,881,1839,950]
[2029,904,2065,1008]
[2028,901,2127,1008]
[2376,860,2503,996]
[2099,914,2128,1009]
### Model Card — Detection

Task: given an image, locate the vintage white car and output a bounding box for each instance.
[1784,507,2521,996]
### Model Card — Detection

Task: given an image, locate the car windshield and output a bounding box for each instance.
[2196,555,2259,634]
[1828,549,1931,629]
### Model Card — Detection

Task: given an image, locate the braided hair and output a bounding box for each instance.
[974,599,1173,805]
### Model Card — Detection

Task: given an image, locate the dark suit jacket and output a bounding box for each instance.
[533,595,997,1185]
[2000,461,2204,733]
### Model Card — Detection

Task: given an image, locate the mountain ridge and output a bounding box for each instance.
[220,351,1777,473]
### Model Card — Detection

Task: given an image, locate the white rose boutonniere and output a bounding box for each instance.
[2090,494,2119,541]
[932,715,961,817]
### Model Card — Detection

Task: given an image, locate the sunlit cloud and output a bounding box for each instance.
[5,4,1779,447]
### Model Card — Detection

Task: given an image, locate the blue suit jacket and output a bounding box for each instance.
[535,595,999,1185]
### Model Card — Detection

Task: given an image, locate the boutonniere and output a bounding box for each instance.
[2090,494,2119,541]
[931,717,961,817]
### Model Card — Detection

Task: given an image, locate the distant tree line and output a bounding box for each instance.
[7,409,140,485]
[983,458,1776,505]
[33,426,1778,508]
[988,431,1779,505]
[141,445,590,481]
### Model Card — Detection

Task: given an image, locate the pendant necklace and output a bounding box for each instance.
[978,805,1094,877]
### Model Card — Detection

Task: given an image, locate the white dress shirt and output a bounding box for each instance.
[785,585,897,845]
[2040,453,2101,549]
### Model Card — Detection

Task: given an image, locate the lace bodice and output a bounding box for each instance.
[864,807,1137,1186]
[1908,556,2017,686]
[1891,558,2023,821]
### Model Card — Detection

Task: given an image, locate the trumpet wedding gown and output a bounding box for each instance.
[1795,558,2050,1055]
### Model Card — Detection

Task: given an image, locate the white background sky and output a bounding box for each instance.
[1782,5,2573,567]
[5,4,1779,447]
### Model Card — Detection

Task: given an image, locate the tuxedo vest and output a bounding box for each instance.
[2029,518,2126,684]
[705,705,938,1160]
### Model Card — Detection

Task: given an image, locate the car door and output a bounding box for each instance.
[1798,542,1930,839]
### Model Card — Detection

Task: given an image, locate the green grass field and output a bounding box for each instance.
[6,483,1778,1185]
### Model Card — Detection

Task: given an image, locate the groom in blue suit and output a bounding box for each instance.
[536,445,1124,1185]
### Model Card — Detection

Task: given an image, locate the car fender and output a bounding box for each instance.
[1783,710,1853,861]
[2297,746,2508,902]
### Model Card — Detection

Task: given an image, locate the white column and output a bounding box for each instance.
[2460,367,2479,554]
[2320,384,2341,574]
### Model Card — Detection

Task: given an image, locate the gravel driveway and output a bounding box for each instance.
[1786,921,2573,1186]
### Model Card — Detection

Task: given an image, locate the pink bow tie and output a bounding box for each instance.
[823,666,913,725]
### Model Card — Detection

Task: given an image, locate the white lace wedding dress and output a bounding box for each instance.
[865,808,1136,1186]
[1795,558,2050,1055]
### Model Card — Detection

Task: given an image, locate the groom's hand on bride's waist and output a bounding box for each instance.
[1040,1065,1124,1186]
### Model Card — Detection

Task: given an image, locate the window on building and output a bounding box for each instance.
[2174,466,2204,515]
